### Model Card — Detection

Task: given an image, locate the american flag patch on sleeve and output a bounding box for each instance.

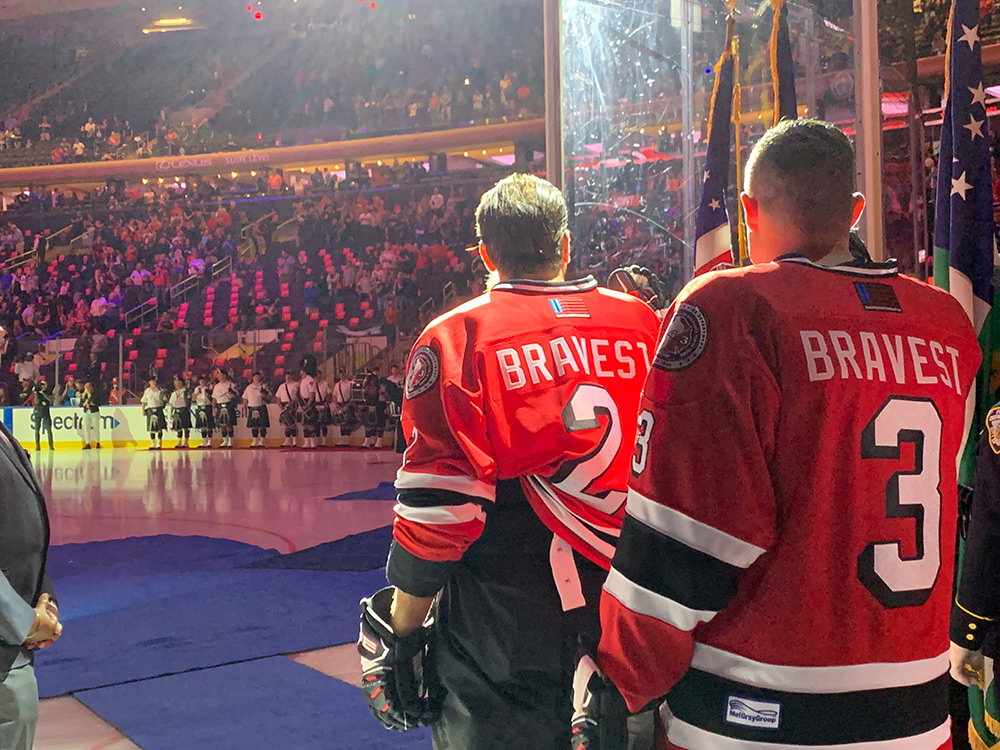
[550,297,590,318]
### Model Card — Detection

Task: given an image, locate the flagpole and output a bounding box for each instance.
[852,0,884,260]
[543,0,563,190]
[680,0,696,279]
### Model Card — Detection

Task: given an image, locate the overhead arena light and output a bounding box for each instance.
[142,17,205,34]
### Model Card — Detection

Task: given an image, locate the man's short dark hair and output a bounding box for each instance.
[746,119,856,255]
[475,173,568,277]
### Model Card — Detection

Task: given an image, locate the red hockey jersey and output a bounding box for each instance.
[598,256,981,750]
[388,276,660,599]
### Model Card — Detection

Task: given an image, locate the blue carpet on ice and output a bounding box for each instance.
[243,527,393,572]
[36,535,388,697]
[75,656,431,750]
[325,480,397,501]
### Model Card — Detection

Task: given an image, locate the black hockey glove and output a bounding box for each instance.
[358,587,441,732]
[570,654,629,750]
[607,266,669,311]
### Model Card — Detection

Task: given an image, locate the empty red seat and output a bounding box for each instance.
[312,342,323,352]
[156,349,167,358]
[319,319,329,328]
[154,359,164,368]
[63,352,72,361]
[204,318,213,326]
[215,358,225,367]
[275,355,286,365]
[280,343,291,352]
[129,350,138,360]
[243,369,252,379]
[309,312,319,321]
[133,328,141,336]
[284,332,295,342]
[364,309,374,319]
[334,303,345,313]
[349,317,360,326]
[335,310,346,320]
[289,320,299,330]
[360,301,370,311]
[274,368,284,377]
[106,329,115,338]
[101,362,107,371]
[255,305,264,315]
[68,363,77,372]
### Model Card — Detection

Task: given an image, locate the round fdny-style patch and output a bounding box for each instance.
[654,303,708,371]
[405,346,440,400]
[988,405,1000,455]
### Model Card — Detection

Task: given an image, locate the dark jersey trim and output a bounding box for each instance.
[612,515,740,613]
[776,254,899,278]
[667,668,949,745]
[396,488,488,510]
[386,540,455,597]
[491,276,599,294]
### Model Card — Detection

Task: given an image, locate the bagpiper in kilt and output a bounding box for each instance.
[193,376,215,447]
[140,376,167,450]
[298,355,320,450]
[212,370,239,448]
[276,372,300,448]
[242,372,271,448]
[169,375,193,449]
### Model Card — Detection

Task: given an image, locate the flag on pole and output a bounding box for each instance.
[770,0,798,125]
[933,0,997,479]
[932,1,1000,747]
[694,50,736,276]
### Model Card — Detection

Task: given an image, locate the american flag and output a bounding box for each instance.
[932,0,997,485]
[933,0,994,333]
[694,52,736,277]
[550,297,590,319]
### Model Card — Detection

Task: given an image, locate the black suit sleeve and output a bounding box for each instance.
[952,433,1000,650]
[40,571,56,606]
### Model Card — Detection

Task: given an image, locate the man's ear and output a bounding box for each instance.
[561,230,571,266]
[740,193,760,232]
[850,193,866,229]
[478,242,497,272]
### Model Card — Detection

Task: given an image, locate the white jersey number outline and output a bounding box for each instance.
[857,396,943,608]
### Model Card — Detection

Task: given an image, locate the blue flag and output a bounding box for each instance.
[695,52,735,276]
[933,0,994,334]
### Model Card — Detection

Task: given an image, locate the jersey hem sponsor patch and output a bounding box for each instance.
[725,696,781,730]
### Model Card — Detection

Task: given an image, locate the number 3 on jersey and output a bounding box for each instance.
[632,410,655,476]
[858,397,943,609]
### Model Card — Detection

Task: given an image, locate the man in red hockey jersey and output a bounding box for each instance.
[573,120,981,750]
[357,173,660,748]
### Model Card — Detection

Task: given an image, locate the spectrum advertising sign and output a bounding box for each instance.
[1,404,285,449]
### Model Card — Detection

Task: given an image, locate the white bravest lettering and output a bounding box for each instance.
[497,348,526,390]
[800,331,834,382]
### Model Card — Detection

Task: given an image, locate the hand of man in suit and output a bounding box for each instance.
[25,593,61,651]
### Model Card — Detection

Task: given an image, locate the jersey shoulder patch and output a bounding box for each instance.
[987,404,1000,455]
[653,302,708,371]
[405,345,440,400]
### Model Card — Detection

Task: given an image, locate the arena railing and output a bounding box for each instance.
[124,297,159,331]
[3,249,35,273]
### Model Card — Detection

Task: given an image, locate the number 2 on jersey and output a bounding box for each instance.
[857,397,943,609]
[553,384,626,514]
